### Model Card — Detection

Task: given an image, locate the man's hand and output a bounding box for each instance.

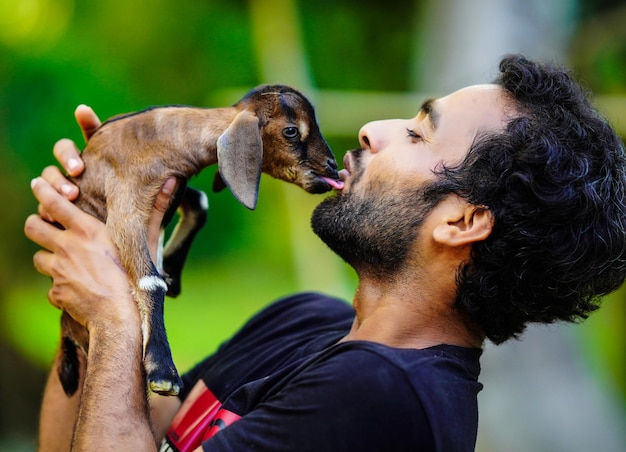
[26,176,135,329]
[31,104,172,451]
[36,105,175,267]
[25,104,176,327]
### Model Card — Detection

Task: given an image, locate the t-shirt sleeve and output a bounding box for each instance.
[202,349,435,451]
[177,292,354,402]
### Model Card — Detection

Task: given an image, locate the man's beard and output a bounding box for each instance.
[311,180,442,278]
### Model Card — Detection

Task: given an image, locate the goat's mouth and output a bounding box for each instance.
[319,175,344,190]
[305,171,344,193]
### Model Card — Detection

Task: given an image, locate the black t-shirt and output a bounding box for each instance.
[161,292,482,452]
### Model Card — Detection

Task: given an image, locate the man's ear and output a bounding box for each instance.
[432,198,493,247]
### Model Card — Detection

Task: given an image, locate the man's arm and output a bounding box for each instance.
[38,328,160,451]
[27,176,157,449]
[27,120,181,449]
[74,310,155,450]
[38,347,85,451]
[38,340,181,451]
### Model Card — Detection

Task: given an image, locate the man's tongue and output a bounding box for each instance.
[321,177,345,190]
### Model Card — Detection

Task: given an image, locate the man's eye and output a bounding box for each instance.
[406,128,422,141]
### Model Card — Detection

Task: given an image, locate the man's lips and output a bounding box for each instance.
[338,169,350,182]
[338,152,353,182]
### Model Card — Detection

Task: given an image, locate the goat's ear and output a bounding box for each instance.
[216,110,263,209]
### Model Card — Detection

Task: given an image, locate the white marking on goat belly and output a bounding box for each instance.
[139,275,168,292]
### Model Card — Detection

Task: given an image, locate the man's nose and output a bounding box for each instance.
[358,119,402,153]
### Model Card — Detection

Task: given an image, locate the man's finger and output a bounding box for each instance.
[154,178,176,214]
[37,203,55,223]
[75,104,101,142]
[147,177,176,261]
[41,165,79,201]
[24,213,62,253]
[32,249,54,277]
[53,139,84,178]
[30,177,89,230]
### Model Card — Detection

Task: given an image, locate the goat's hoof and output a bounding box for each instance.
[166,286,181,298]
[165,277,181,298]
[149,378,181,396]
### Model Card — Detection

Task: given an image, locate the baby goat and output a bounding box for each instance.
[58,84,342,397]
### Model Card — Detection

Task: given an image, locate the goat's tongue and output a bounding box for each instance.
[321,177,344,190]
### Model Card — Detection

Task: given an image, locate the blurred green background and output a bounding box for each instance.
[1,0,625,450]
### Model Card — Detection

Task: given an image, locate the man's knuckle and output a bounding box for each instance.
[41,166,58,179]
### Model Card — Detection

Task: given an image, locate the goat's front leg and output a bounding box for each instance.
[134,260,182,396]
[163,186,208,297]
[106,191,182,396]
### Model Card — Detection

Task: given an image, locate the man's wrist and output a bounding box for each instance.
[85,290,142,334]
[88,319,143,350]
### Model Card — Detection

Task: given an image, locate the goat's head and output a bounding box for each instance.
[215,84,341,209]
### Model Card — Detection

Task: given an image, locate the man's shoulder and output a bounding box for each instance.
[254,291,353,322]
[318,341,481,379]
[293,341,481,399]
[304,342,483,424]
[233,291,354,339]
[305,342,482,451]
[180,293,352,399]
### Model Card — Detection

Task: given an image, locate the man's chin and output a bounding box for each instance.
[311,193,359,264]
[311,190,417,275]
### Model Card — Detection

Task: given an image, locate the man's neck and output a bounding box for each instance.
[341,273,484,350]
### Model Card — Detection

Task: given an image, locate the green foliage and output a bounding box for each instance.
[298,0,417,91]
[1,0,626,445]
[0,0,360,390]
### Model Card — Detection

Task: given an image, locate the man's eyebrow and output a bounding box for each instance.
[420,98,440,131]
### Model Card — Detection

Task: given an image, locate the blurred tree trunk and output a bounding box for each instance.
[248,0,352,296]
[411,0,578,92]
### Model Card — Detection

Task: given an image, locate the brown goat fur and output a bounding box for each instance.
[58,85,340,397]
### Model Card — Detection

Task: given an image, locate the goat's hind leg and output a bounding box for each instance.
[57,312,90,396]
[163,186,208,297]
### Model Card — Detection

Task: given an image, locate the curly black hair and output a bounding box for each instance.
[428,54,626,344]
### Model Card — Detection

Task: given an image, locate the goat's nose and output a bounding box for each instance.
[327,157,338,172]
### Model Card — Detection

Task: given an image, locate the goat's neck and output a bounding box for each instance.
[144,106,239,170]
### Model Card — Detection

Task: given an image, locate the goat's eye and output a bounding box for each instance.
[282,127,300,140]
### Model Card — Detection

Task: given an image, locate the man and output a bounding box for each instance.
[25,55,626,451]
